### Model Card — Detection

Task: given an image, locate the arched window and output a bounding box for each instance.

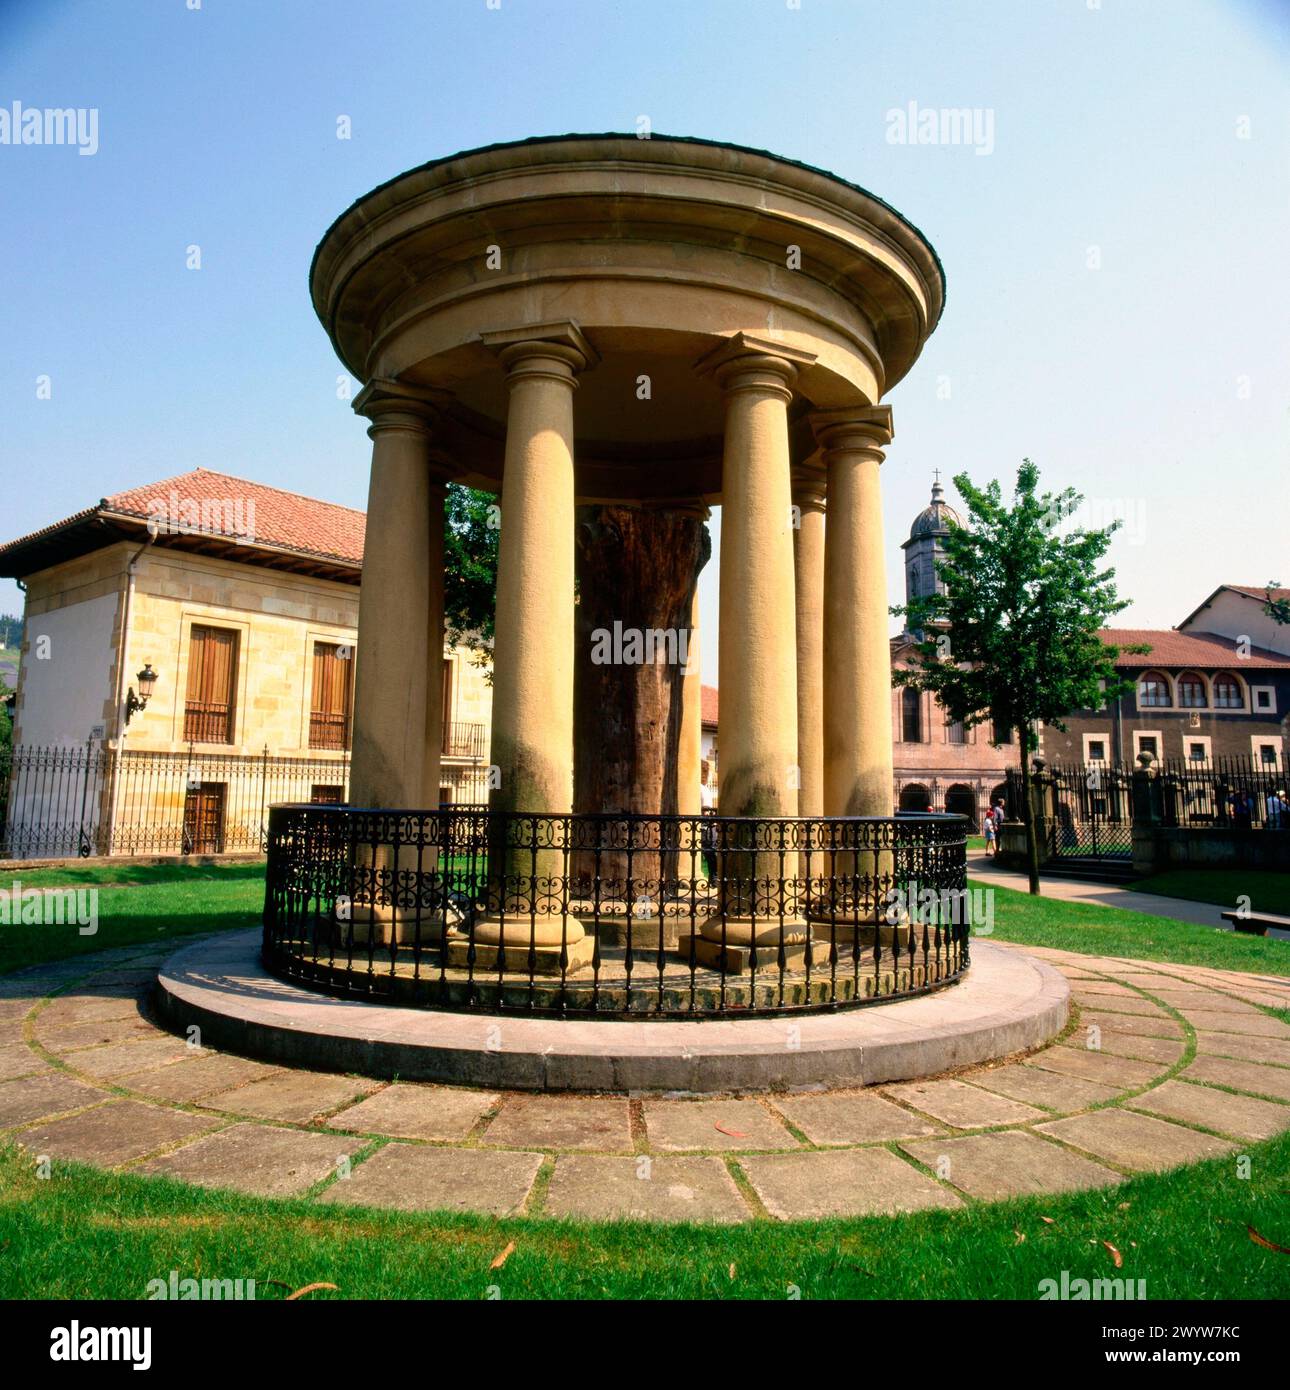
[901,687,922,743]
[1137,671,1171,708]
[1177,671,1207,708]
[1212,672,1243,709]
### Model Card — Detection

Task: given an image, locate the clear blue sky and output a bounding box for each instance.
[2,0,1287,658]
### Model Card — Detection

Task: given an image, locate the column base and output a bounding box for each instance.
[677,931,820,975]
[446,925,595,976]
[342,906,460,948]
[808,918,914,951]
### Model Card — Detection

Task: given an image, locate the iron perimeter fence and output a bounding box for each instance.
[1006,754,1290,861]
[263,805,970,1019]
[0,742,490,860]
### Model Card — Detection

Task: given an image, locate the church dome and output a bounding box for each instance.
[908,477,962,539]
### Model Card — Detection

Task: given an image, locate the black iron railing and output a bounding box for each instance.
[0,743,496,860]
[263,805,969,1018]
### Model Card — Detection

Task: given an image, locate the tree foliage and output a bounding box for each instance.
[1264,581,1290,627]
[443,484,499,660]
[893,460,1146,892]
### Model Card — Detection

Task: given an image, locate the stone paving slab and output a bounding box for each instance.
[740,1148,961,1219]
[61,1036,191,1079]
[482,1097,631,1151]
[36,1013,165,1051]
[969,1064,1122,1111]
[1065,980,1143,998]
[317,1142,543,1216]
[1194,1032,1290,1067]
[882,1078,1045,1129]
[1069,992,1172,1018]
[137,1123,364,1196]
[544,1154,748,1222]
[0,1043,46,1082]
[0,1072,108,1128]
[330,1084,498,1141]
[1036,1109,1236,1171]
[37,995,151,1029]
[1151,991,1260,1014]
[769,1091,941,1145]
[202,1069,380,1123]
[899,1130,1122,1200]
[126,1054,285,1103]
[1089,1032,1187,1066]
[1025,1045,1163,1088]
[1182,1055,1290,1103]
[643,1098,799,1151]
[1077,1010,1183,1040]
[16,1098,218,1167]
[0,1020,27,1046]
[1178,1011,1290,1039]
[1127,1080,1290,1142]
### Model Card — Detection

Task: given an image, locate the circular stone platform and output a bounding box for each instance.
[156,931,1068,1093]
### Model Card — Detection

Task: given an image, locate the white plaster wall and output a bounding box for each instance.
[1183,591,1288,655]
[16,591,118,747]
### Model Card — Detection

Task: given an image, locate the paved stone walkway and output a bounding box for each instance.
[1,937,1288,1222]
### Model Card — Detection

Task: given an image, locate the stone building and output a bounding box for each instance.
[1042,584,1290,771]
[0,468,492,856]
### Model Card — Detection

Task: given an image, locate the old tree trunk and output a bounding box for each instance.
[573,505,710,897]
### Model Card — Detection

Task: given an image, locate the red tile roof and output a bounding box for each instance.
[0,468,365,579]
[104,469,365,565]
[701,684,718,726]
[1099,628,1290,670]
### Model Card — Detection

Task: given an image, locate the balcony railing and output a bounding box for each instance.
[442,720,487,758]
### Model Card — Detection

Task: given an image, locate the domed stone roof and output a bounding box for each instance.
[909,478,962,539]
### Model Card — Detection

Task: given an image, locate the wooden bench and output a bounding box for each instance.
[1220,909,1290,937]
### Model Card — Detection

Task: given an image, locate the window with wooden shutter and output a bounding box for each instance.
[309,641,353,750]
[184,626,238,744]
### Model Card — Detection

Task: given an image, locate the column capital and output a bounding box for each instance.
[791,460,827,512]
[695,331,817,400]
[353,379,447,436]
[480,320,599,383]
[809,404,894,458]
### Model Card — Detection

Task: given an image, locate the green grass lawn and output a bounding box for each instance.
[5,857,1290,978]
[0,862,265,975]
[0,1135,1286,1300]
[1134,868,1290,918]
[975,877,1290,974]
[1,859,1289,1301]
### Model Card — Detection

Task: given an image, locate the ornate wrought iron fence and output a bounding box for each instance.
[263,805,970,1018]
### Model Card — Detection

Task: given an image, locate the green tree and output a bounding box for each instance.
[0,613,23,649]
[894,460,1145,895]
[443,484,499,669]
[1264,582,1290,627]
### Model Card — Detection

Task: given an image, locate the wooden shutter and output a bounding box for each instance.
[309,642,352,750]
[184,626,238,743]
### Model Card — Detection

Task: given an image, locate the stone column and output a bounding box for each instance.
[347,381,445,947]
[694,333,814,960]
[813,406,897,939]
[467,324,596,969]
[815,406,895,819]
[349,382,440,810]
[677,583,704,819]
[792,463,826,819]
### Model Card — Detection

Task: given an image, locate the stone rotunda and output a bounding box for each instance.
[169,136,1068,1088]
[258,134,976,1009]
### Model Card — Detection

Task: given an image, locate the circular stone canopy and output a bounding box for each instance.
[311,134,945,503]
